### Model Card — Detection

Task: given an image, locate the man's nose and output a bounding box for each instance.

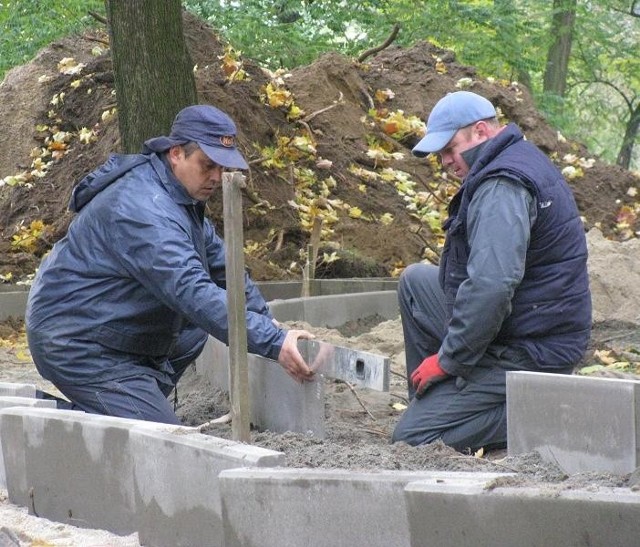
[211,166,223,182]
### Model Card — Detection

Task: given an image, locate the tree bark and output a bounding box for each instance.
[617,102,640,169]
[543,0,577,97]
[105,0,197,153]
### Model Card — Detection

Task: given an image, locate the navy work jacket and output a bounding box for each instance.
[26,153,285,381]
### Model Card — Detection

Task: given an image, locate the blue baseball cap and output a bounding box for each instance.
[144,105,248,169]
[412,91,497,156]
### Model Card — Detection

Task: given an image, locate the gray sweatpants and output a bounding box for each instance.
[392,263,533,452]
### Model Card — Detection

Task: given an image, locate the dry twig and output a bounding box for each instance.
[301,92,345,124]
[196,412,232,432]
[337,379,377,421]
[357,23,400,63]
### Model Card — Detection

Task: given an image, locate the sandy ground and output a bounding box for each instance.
[0,315,635,544]
[1,230,639,541]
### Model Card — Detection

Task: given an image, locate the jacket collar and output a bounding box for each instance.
[151,153,200,206]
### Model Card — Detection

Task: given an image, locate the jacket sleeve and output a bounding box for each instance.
[439,178,536,376]
[110,201,284,360]
[203,220,274,318]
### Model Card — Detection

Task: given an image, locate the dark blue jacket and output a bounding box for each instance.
[26,153,285,381]
[440,124,591,370]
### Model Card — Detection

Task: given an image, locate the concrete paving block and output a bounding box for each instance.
[1,406,285,544]
[219,468,510,547]
[132,428,285,547]
[0,407,174,534]
[507,371,640,474]
[269,290,399,327]
[0,382,36,398]
[196,336,326,437]
[405,481,640,547]
[0,398,57,490]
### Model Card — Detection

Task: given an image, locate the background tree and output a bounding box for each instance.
[543,0,577,97]
[566,0,640,169]
[105,0,197,153]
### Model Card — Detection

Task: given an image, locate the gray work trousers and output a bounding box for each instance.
[392,263,532,452]
[31,325,208,425]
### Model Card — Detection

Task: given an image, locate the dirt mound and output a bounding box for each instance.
[0,12,638,283]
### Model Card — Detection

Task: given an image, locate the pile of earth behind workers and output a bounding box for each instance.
[0,11,638,283]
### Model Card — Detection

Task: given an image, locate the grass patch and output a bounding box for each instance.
[0,0,104,79]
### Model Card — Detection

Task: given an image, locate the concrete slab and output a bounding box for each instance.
[405,480,640,547]
[196,333,390,438]
[0,396,57,489]
[0,407,165,534]
[132,427,284,547]
[257,278,397,301]
[0,382,36,398]
[269,290,399,327]
[0,406,284,544]
[248,351,325,437]
[219,468,510,547]
[0,281,398,320]
[0,396,56,409]
[196,337,326,437]
[507,371,640,474]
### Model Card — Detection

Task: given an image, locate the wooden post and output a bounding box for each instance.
[301,217,323,297]
[222,172,251,442]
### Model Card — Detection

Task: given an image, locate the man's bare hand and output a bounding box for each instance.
[277,329,316,383]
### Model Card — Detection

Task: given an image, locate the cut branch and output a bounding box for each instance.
[357,23,400,63]
[88,10,108,25]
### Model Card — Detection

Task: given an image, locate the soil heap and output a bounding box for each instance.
[0,12,638,283]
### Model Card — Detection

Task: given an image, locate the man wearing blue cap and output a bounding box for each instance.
[392,91,591,452]
[26,105,315,424]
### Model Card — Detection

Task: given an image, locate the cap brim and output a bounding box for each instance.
[143,136,185,154]
[199,142,248,170]
[411,129,456,157]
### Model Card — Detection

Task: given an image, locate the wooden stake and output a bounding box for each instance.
[222,172,251,442]
[301,217,323,297]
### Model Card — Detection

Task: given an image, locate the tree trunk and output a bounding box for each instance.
[105,0,197,153]
[543,0,577,97]
[617,102,640,169]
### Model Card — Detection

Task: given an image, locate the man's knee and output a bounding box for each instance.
[391,391,507,452]
[391,406,442,446]
[399,263,434,292]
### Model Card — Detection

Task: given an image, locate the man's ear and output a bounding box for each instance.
[474,120,500,140]
[167,145,184,167]
[474,120,490,139]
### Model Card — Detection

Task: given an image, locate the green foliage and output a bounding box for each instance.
[0,0,103,79]
[1,0,638,169]
[558,1,640,166]
[183,0,407,68]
